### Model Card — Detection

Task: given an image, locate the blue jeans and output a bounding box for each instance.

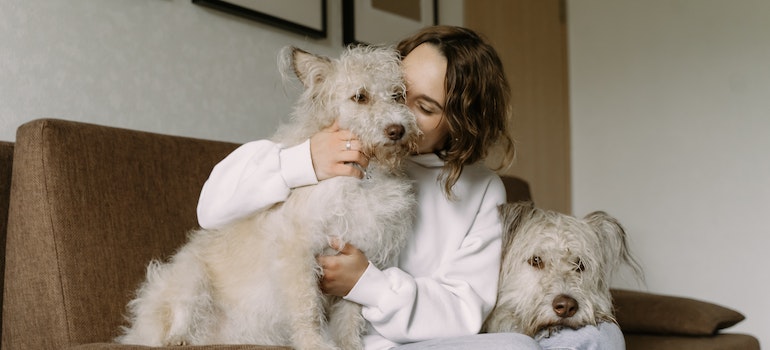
[392,323,625,350]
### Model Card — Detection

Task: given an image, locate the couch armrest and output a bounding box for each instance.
[612,289,745,336]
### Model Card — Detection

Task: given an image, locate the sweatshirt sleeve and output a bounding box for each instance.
[344,176,506,343]
[197,139,317,229]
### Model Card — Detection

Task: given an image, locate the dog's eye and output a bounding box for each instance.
[528,256,544,269]
[351,91,369,104]
[574,259,586,272]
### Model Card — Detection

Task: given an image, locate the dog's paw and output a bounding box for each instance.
[533,325,565,340]
[163,336,189,347]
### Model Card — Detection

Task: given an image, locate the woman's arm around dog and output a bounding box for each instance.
[197,122,368,229]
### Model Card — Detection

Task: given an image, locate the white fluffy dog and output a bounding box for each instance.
[116,46,419,349]
[483,201,642,338]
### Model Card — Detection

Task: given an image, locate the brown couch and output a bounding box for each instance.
[1,119,760,349]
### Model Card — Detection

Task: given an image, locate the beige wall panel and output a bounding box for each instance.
[466,0,571,213]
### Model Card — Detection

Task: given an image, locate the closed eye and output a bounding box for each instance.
[408,95,444,115]
[417,102,439,115]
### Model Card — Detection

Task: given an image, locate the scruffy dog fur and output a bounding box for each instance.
[116,46,419,349]
[483,201,642,338]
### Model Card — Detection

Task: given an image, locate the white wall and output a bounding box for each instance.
[0,0,462,143]
[569,0,769,345]
[0,0,348,143]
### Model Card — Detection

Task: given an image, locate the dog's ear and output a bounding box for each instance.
[282,46,332,88]
[584,211,644,282]
[498,201,536,250]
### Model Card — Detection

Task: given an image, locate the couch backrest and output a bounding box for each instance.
[500,175,532,204]
[1,119,534,349]
[2,119,239,349]
[0,141,13,345]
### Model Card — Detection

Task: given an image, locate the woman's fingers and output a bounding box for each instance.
[310,124,369,180]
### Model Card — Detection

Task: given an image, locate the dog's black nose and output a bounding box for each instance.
[552,294,579,318]
[385,124,405,141]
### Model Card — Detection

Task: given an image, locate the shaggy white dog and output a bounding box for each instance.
[116,45,419,349]
[483,201,643,338]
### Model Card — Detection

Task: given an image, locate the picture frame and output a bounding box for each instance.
[193,0,327,39]
[343,0,437,46]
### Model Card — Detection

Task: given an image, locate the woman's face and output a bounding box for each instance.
[402,43,450,154]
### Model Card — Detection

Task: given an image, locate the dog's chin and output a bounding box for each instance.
[366,141,416,173]
[531,315,602,339]
[532,322,584,340]
[532,324,564,339]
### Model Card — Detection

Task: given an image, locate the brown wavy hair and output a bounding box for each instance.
[397,26,515,198]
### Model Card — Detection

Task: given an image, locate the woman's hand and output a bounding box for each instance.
[310,121,370,181]
[317,240,369,297]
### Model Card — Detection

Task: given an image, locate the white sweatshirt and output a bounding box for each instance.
[197,140,506,350]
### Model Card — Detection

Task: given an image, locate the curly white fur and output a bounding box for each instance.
[116,45,419,349]
[483,201,643,339]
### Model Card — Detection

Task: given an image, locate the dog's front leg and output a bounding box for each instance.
[483,305,527,335]
[328,298,365,350]
[283,251,339,350]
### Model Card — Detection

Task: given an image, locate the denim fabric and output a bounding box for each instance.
[391,323,624,350]
[539,323,625,350]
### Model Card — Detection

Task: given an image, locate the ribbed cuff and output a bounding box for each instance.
[279,139,318,188]
[344,261,388,307]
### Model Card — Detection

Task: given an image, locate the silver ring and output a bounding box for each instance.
[345,140,352,151]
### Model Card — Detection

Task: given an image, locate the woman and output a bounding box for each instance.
[197,26,623,350]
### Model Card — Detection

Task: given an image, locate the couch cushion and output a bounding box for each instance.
[612,289,746,336]
[3,119,240,348]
